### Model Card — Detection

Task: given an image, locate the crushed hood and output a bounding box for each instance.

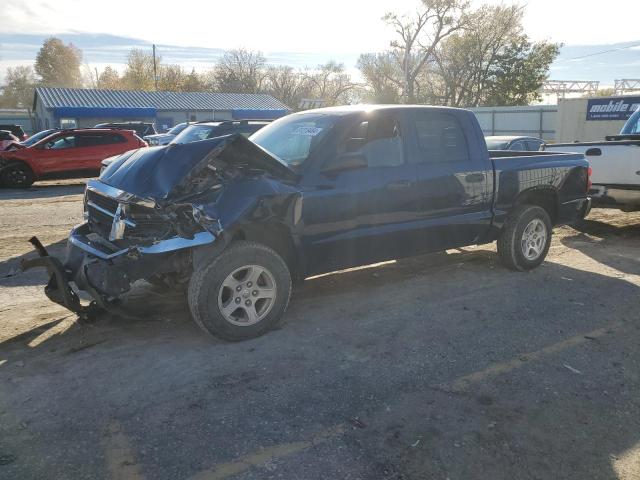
[99,134,297,201]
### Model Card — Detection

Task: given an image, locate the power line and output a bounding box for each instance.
[563,42,640,61]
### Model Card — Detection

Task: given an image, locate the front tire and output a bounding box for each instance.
[1,162,34,188]
[187,241,292,341]
[497,205,552,271]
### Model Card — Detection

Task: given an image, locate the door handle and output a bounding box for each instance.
[386,180,412,191]
[465,173,486,183]
[585,148,602,156]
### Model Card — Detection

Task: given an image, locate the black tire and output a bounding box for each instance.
[188,241,292,341]
[497,204,552,271]
[1,162,34,188]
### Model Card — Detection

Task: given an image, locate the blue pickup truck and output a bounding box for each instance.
[25,105,590,340]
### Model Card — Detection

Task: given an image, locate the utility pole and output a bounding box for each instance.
[152,44,158,91]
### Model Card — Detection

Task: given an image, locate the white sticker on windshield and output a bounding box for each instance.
[292,126,323,136]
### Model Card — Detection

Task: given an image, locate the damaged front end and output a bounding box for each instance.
[23,134,297,317]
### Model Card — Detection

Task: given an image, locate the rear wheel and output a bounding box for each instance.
[497,205,552,271]
[188,241,292,341]
[1,162,34,188]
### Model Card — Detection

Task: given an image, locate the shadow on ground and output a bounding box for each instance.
[0,246,639,479]
[0,239,67,286]
[0,181,86,201]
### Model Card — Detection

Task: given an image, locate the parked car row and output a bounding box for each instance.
[0,120,271,188]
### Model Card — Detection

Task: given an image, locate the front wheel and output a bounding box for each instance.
[497,205,552,271]
[187,241,292,341]
[1,162,34,188]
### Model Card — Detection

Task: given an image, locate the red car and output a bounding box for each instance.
[0,129,146,188]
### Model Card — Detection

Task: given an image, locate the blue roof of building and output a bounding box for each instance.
[35,87,290,112]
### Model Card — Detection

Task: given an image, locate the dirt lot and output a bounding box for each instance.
[1,180,639,480]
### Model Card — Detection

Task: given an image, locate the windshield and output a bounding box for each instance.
[249,114,335,166]
[167,123,188,135]
[22,129,56,147]
[621,109,640,134]
[485,138,509,150]
[172,124,219,144]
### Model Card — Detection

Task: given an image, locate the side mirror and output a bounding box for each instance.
[322,152,368,174]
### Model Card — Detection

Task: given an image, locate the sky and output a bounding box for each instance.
[2,0,640,87]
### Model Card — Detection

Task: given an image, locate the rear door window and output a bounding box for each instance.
[525,140,543,151]
[412,112,469,163]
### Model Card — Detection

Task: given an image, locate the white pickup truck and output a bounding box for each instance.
[544,109,640,212]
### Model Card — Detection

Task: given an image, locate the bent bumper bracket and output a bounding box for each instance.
[22,237,82,312]
[21,236,99,317]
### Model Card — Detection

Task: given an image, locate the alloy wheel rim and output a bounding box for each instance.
[217,265,277,326]
[520,218,547,261]
[9,167,26,184]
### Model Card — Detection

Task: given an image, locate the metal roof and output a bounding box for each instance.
[35,87,290,112]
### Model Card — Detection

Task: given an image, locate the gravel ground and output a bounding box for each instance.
[0,179,639,480]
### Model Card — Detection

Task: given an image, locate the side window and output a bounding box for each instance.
[76,135,105,147]
[414,112,469,163]
[341,115,404,168]
[509,141,525,151]
[99,133,126,144]
[46,135,76,150]
[525,140,543,151]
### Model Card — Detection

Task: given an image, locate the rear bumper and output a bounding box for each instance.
[558,197,591,224]
[22,223,216,314]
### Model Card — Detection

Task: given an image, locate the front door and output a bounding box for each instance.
[35,133,85,175]
[301,112,421,275]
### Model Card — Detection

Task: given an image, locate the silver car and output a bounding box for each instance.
[143,122,191,146]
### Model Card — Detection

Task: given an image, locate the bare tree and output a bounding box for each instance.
[357,53,403,103]
[97,66,123,90]
[159,64,186,91]
[264,65,310,108]
[122,49,157,90]
[211,49,266,93]
[432,4,523,106]
[304,61,358,106]
[384,0,467,102]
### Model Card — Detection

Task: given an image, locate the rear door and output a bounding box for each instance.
[301,112,421,273]
[76,132,132,171]
[409,110,493,251]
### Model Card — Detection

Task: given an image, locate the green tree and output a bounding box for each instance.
[34,37,83,87]
[0,66,36,109]
[482,38,560,106]
[432,4,525,106]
